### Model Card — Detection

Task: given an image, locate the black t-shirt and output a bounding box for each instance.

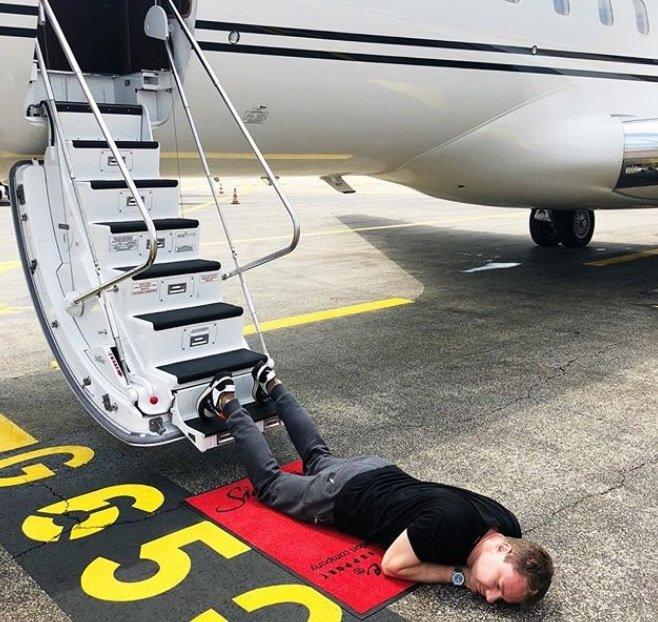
[333,466,522,565]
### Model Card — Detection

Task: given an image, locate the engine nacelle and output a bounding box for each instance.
[616,118,658,201]
[384,84,658,210]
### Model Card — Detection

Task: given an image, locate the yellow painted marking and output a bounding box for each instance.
[0,151,41,159]
[0,412,38,453]
[0,305,31,316]
[234,585,342,621]
[244,298,414,336]
[585,248,658,267]
[0,260,21,275]
[22,484,166,543]
[81,521,249,601]
[181,183,261,215]
[201,212,516,247]
[0,446,94,488]
[191,611,229,622]
[183,200,216,215]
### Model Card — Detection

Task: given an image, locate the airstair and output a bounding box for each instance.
[9,1,300,451]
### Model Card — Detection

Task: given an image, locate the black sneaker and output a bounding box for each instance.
[196,371,236,420]
[252,358,277,402]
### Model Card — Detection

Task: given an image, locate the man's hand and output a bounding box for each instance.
[381,530,454,584]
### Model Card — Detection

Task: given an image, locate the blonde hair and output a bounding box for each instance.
[505,537,554,604]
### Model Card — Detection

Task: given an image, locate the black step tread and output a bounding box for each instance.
[89,179,179,190]
[158,348,267,385]
[72,140,159,150]
[117,259,221,281]
[186,401,278,437]
[55,101,143,115]
[136,302,244,331]
[96,218,199,234]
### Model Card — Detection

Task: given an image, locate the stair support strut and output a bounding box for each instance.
[164,40,268,355]
[164,0,301,281]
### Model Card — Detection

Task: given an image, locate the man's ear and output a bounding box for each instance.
[497,540,512,555]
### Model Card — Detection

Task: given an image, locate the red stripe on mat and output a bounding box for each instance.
[187,460,414,618]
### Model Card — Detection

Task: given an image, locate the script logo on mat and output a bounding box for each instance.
[187,461,415,619]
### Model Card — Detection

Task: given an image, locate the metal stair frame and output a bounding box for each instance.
[8,0,303,451]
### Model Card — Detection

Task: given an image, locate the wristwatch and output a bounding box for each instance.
[451,567,466,587]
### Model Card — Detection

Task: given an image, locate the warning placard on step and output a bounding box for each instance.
[175,231,197,254]
[132,281,158,296]
[109,235,139,253]
[199,273,220,284]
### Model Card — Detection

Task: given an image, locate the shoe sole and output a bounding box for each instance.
[252,361,275,402]
[196,376,235,420]
[196,384,217,420]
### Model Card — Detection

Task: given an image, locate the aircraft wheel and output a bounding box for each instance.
[529,209,560,247]
[553,209,595,248]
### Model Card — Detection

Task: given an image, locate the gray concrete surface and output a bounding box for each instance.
[0,176,656,621]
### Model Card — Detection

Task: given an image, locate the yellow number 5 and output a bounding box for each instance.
[0,446,94,488]
[22,484,165,543]
[81,520,250,602]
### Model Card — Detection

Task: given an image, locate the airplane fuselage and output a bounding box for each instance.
[1,0,658,209]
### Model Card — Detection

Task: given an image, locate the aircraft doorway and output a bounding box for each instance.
[36,0,192,75]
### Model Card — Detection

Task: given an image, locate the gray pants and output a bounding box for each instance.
[224,385,392,525]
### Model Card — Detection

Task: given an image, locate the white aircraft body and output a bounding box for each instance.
[2,2,658,215]
[0,0,656,447]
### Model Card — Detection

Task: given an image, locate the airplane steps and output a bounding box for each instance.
[9,100,282,451]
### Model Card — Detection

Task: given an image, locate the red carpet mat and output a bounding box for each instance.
[187,461,414,618]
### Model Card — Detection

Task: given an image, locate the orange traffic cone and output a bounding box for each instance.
[231,188,240,205]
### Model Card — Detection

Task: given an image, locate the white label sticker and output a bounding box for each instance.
[199,273,220,284]
[132,281,158,295]
[110,235,139,252]
[176,231,195,240]
[175,231,196,254]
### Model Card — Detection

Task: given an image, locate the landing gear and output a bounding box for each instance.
[530,209,595,248]
[529,210,559,247]
[0,183,9,206]
[553,209,595,248]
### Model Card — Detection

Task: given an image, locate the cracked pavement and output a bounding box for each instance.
[1,178,657,621]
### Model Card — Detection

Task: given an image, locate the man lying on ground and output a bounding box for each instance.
[197,362,554,605]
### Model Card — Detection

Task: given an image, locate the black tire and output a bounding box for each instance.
[553,209,595,248]
[529,210,560,247]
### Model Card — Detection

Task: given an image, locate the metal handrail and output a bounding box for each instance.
[165,0,301,280]
[39,0,159,305]
[35,45,98,271]
[34,40,133,380]
[164,41,268,354]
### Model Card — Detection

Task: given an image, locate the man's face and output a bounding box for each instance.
[468,544,529,605]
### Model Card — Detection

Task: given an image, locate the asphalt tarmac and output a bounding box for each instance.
[0,177,656,621]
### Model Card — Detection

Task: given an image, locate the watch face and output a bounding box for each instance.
[452,571,465,586]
